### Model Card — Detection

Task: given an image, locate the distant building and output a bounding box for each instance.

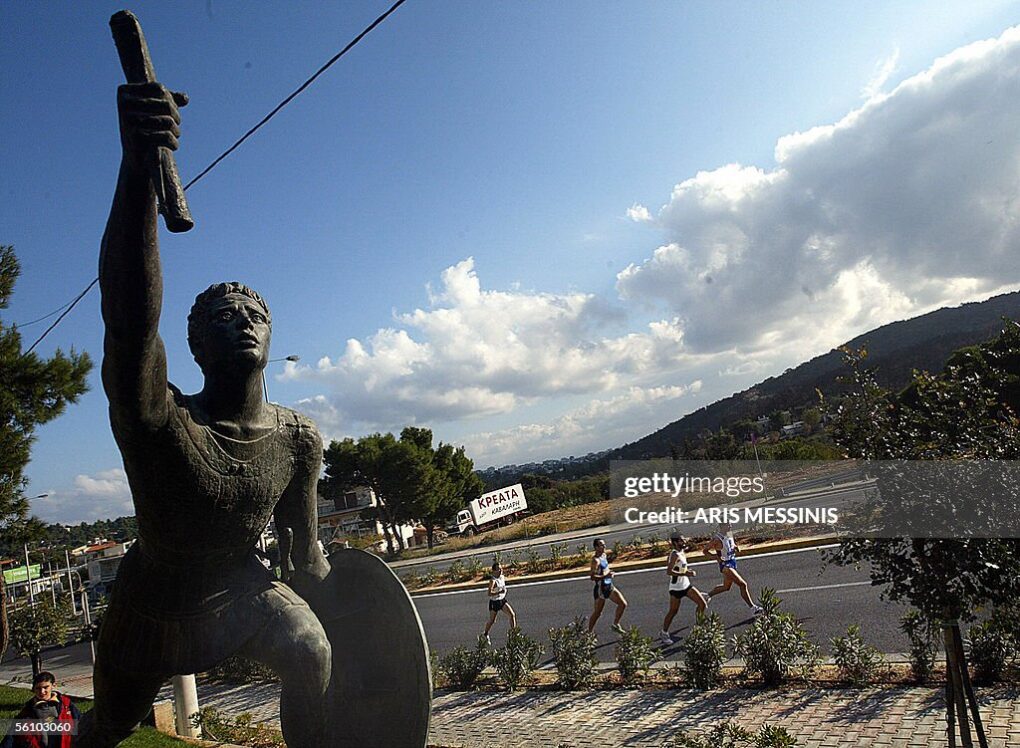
[316,487,416,552]
[81,540,134,597]
[781,421,807,438]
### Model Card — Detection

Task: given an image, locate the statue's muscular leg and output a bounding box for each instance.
[79,658,167,748]
[237,599,331,748]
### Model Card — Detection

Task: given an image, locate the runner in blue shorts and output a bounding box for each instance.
[704,522,762,616]
[587,538,627,635]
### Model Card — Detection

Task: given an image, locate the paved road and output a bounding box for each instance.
[415,543,909,661]
[1,544,905,697]
[397,482,869,574]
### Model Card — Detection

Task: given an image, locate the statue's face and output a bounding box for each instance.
[197,293,272,374]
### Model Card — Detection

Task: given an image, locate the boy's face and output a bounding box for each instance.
[33,680,54,701]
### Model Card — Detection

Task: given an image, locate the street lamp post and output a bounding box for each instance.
[19,494,48,605]
[262,354,299,402]
[64,567,95,665]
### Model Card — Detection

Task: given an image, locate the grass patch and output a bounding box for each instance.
[0,685,189,747]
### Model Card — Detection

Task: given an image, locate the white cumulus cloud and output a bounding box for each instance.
[862,48,901,99]
[33,468,134,524]
[286,258,695,434]
[627,203,653,222]
[617,26,1020,354]
[462,382,702,466]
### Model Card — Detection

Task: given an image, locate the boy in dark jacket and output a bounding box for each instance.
[2,671,80,748]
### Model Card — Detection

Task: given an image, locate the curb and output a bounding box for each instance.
[408,534,840,596]
[389,520,634,569]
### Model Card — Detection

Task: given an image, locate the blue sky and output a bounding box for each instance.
[3,1,1019,523]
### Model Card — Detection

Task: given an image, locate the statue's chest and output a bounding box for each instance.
[167,412,296,517]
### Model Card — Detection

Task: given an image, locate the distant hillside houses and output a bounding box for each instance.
[477,449,612,480]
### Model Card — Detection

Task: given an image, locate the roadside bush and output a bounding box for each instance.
[439,636,490,689]
[732,588,819,686]
[549,542,568,567]
[664,721,798,748]
[900,609,939,682]
[193,707,285,748]
[830,624,884,686]
[548,617,599,689]
[525,545,544,574]
[207,655,279,684]
[446,559,466,583]
[491,626,543,690]
[616,626,656,683]
[991,600,1020,646]
[968,620,1009,684]
[575,543,588,561]
[422,566,439,586]
[681,612,727,690]
[465,556,484,579]
[648,533,664,556]
[611,540,625,559]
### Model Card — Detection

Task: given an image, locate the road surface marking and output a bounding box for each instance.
[776,581,871,594]
[413,543,843,599]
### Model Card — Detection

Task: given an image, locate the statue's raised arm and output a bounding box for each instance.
[99,82,187,432]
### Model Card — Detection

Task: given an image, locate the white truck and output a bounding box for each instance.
[445,483,528,537]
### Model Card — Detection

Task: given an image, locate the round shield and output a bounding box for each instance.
[319,548,431,748]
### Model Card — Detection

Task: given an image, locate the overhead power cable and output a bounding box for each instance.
[24,0,409,354]
[26,279,99,354]
[16,298,75,327]
[185,0,408,191]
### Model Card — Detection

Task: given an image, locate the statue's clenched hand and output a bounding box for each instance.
[117,81,187,170]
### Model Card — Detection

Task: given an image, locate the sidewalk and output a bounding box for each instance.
[6,655,1016,746]
[188,678,1020,748]
[427,685,1019,747]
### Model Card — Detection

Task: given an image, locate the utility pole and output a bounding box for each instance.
[23,544,34,605]
[65,550,77,614]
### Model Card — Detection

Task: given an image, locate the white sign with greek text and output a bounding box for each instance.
[470,483,527,525]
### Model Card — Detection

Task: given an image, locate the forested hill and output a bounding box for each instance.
[611,290,1020,460]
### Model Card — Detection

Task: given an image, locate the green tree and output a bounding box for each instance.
[425,442,484,549]
[825,324,1020,748]
[0,245,91,657]
[800,407,822,432]
[8,597,73,676]
[393,427,484,550]
[322,432,433,555]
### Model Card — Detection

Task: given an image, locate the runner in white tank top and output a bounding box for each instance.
[705,522,762,616]
[483,560,517,644]
[660,531,708,644]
